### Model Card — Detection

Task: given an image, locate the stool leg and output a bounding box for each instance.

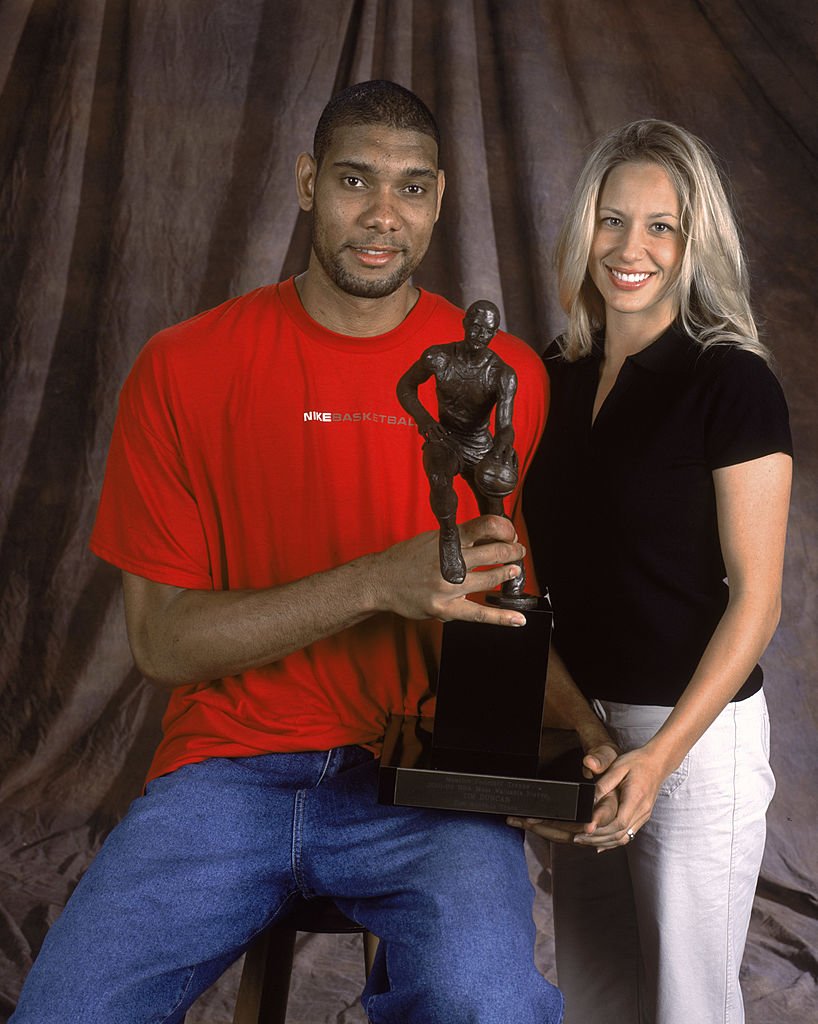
[363,931,380,978]
[233,928,296,1024]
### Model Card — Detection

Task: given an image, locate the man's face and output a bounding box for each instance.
[297,124,445,299]
[463,306,499,351]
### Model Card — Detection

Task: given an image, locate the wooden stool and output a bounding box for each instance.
[231,897,379,1024]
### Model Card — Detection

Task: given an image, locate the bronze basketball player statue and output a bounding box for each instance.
[397,299,527,602]
[382,300,593,819]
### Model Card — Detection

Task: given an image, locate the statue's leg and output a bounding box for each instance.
[423,443,466,584]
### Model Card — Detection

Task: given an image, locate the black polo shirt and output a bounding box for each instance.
[523,325,792,706]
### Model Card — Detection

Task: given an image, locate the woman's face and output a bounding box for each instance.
[589,160,683,333]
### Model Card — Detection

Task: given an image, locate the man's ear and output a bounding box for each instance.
[295,152,317,212]
[434,168,446,223]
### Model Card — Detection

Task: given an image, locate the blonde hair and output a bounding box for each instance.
[554,119,770,363]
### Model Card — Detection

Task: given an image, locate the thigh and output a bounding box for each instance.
[617,693,774,1024]
[302,756,564,1024]
[11,753,312,1024]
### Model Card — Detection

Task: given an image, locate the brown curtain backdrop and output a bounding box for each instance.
[1,1,815,1021]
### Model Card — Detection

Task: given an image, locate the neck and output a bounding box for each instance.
[604,308,676,361]
[294,258,418,337]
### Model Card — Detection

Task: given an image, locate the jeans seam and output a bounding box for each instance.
[724,702,739,1024]
[156,965,196,1024]
[292,787,307,893]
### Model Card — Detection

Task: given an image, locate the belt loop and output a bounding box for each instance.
[592,698,607,723]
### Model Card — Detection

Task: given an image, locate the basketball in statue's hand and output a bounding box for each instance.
[475,451,518,498]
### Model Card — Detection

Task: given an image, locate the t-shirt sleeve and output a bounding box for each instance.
[89,342,213,589]
[703,349,793,469]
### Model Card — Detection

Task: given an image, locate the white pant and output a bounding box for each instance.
[547,689,774,1024]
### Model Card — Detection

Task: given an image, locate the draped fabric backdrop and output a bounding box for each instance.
[0,2,815,1021]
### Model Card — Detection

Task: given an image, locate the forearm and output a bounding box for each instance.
[542,645,611,751]
[125,557,382,687]
[641,593,781,776]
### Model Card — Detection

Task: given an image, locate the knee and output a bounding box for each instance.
[369,957,562,1024]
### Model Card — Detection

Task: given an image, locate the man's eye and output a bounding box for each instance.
[343,176,366,188]
[403,184,426,195]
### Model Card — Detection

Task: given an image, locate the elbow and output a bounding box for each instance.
[729,589,782,651]
[765,596,782,646]
[127,629,193,690]
[129,647,179,690]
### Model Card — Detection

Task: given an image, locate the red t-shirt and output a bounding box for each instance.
[91,278,548,783]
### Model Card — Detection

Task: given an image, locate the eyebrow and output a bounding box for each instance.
[332,159,439,180]
[600,205,680,220]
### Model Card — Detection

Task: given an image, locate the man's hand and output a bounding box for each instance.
[369,515,529,627]
[506,740,621,842]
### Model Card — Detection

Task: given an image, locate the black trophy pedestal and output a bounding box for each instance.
[378,716,595,820]
[378,595,595,821]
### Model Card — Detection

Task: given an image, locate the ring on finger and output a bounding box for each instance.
[626,827,637,842]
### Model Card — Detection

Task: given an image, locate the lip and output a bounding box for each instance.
[347,245,404,268]
[604,264,656,290]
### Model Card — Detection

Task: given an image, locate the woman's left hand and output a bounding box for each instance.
[506,740,621,842]
[572,745,668,850]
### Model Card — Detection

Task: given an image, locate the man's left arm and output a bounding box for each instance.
[507,646,621,841]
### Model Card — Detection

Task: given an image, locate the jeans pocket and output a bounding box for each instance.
[658,754,690,796]
[761,703,771,758]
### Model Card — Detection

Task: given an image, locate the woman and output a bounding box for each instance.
[519,120,792,1023]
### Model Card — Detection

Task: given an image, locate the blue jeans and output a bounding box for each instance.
[12,746,563,1023]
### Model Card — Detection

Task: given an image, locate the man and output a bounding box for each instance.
[12,80,613,1024]
[397,298,526,593]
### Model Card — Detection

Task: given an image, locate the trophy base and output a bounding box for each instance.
[378,716,595,821]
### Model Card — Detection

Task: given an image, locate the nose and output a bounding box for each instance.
[618,224,645,263]
[361,187,401,233]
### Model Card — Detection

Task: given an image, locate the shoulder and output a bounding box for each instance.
[139,285,275,366]
[419,344,452,369]
[490,331,547,392]
[121,285,277,421]
[691,343,792,465]
[692,343,788,408]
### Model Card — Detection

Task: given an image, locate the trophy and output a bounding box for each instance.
[378,300,594,821]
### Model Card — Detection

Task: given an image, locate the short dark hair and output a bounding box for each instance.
[313,80,440,166]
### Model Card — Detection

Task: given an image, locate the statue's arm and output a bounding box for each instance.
[397,350,447,441]
[492,365,518,457]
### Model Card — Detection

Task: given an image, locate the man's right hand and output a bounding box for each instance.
[368,515,528,627]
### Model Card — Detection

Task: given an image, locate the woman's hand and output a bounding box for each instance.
[572,744,670,850]
[506,740,621,843]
